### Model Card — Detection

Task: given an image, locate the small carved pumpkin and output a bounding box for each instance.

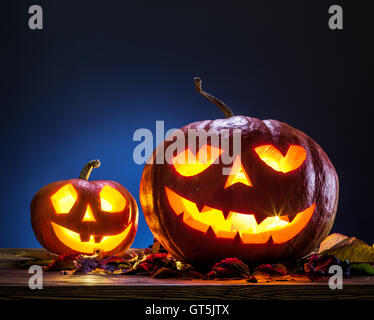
[140,78,339,266]
[31,160,138,255]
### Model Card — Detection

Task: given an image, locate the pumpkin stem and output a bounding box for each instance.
[194,77,234,118]
[79,159,101,180]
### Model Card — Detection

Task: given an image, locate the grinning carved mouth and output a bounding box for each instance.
[51,222,133,254]
[165,187,315,244]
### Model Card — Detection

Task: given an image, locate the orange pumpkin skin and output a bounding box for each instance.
[31,174,138,256]
[140,114,338,266]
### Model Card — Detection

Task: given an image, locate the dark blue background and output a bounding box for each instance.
[1,1,372,248]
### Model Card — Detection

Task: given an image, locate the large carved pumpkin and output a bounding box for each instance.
[31,160,138,255]
[140,78,339,266]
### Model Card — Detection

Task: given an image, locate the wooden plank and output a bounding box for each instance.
[1,268,374,300]
[0,248,50,260]
[1,249,374,300]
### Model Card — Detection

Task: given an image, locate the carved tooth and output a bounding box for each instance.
[79,233,90,242]
[287,214,297,223]
[94,236,103,243]
[206,225,217,238]
[178,211,185,223]
[253,214,267,225]
[221,209,231,220]
[195,202,205,212]
[267,235,274,245]
[233,231,242,243]
[200,205,215,213]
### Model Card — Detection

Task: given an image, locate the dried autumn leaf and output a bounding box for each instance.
[251,274,271,283]
[321,244,374,263]
[271,275,294,281]
[250,263,298,282]
[304,254,350,280]
[152,267,180,278]
[319,233,366,253]
[208,258,250,279]
[44,254,77,271]
[350,263,374,276]
[318,233,349,253]
[98,257,126,273]
[289,275,312,282]
[74,256,99,274]
[253,263,288,276]
[90,268,108,275]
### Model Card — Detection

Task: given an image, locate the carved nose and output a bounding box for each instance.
[82,204,96,222]
[224,156,253,188]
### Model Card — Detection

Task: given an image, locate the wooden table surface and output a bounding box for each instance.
[1,249,374,300]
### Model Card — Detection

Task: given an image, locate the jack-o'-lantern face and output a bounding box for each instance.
[48,182,134,254]
[139,78,339,266]
[166,144,314,244]
[31,161,138,256]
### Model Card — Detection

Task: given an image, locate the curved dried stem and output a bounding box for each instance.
[194,77,234,118]
[79,159,101,180]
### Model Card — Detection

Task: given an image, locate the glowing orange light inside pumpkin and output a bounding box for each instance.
[172,145,223,177]
[165,186,315,244]
[50,184,77,214]
[100,185,127,212]
[254,145,307,173]
[225,155,253,188]
[82,205,96,221]
[51,221,133,254]
[49,184,131,253]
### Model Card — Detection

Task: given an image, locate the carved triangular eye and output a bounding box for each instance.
[51,184,77,214]
[172,145,222,177]
[254,145,306,173]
